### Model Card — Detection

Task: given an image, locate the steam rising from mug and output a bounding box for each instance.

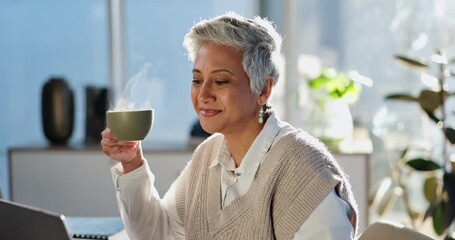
[107,63,156,141]
[112,63,154,111]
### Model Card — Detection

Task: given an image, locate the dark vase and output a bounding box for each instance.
[41,77,74,144]
[85,86,109,144]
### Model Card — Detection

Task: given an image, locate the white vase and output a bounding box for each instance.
[307,99,354,143]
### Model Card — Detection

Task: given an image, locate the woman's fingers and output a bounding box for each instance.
[101,138,137,147]
[100,127,142,163]
[101,128,138,146]
[101,127,114,139]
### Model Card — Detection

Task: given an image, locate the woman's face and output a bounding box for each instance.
[191,43,260,136]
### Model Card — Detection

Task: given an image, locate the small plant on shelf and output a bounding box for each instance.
[307,68,369,105]
[305,68,372,147]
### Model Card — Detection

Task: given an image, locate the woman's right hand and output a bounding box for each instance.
[101,127,144,173]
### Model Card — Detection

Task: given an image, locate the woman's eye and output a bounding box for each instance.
[215,79,228,85]
[192,79,202,85]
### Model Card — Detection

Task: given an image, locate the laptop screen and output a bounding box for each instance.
[0,199,72,240]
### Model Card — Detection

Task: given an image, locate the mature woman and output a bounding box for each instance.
[101,12,358,240]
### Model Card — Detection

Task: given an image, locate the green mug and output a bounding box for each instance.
[106,109,154,141]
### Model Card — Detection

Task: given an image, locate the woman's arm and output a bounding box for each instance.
[102,127,184,239]
[293,189,354,240]
[112,161,185,240]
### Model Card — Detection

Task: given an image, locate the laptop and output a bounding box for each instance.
[0,199,125,240]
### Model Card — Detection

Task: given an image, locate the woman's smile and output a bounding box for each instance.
[199,108,222,117]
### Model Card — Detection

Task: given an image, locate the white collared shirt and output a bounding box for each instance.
[112,113,355,240]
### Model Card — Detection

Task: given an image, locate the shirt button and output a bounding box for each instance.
[230,170,241,177]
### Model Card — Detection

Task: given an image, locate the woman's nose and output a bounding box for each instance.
[198,82,214,103]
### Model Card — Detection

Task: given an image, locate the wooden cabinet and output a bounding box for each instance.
[9,143,370,231]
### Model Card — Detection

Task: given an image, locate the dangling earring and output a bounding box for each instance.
[258,105,264,124]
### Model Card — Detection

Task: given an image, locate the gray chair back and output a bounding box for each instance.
[357,220,434,240]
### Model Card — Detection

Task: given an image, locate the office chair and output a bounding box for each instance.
[357,220,434,240]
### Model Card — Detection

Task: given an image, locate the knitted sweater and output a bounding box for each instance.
[175,129,358,240]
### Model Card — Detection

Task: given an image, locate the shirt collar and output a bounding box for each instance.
[209,112,282,171]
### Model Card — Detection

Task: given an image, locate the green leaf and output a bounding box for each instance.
[385,94,417,102]
[424,201,437,221]
[432,200,455,236]
[399,148,408,160]
[433,201,445,235]
[419,90,446,113]
[308,68,362,101]
[424,176,440,202]
[394,54,428,68]
[386,90,448,116]
[425,110,441,124]
[445,128,455,144]
[444,172,455,206]
[309,75,330,89]
[406,158,442,171]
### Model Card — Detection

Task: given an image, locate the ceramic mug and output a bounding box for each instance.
[106,109,154,141]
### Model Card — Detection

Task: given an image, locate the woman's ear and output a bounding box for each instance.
[259,76,273,104]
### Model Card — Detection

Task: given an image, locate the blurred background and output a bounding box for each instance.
[2,0,455,237]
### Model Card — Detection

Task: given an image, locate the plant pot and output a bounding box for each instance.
[307,99,354,147]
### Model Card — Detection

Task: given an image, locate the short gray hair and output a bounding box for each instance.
[183,12,283,95]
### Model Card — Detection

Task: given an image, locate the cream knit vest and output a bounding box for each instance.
[175,129,358,240]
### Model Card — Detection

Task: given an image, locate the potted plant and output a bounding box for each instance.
[305,68,372,148]
[370,49,455,239]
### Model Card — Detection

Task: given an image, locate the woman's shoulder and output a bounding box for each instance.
[277,127,331,156]
[275,119,329,153]
[267,128,338,175]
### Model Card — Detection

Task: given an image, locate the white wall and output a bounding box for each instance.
[0,0,109,199]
